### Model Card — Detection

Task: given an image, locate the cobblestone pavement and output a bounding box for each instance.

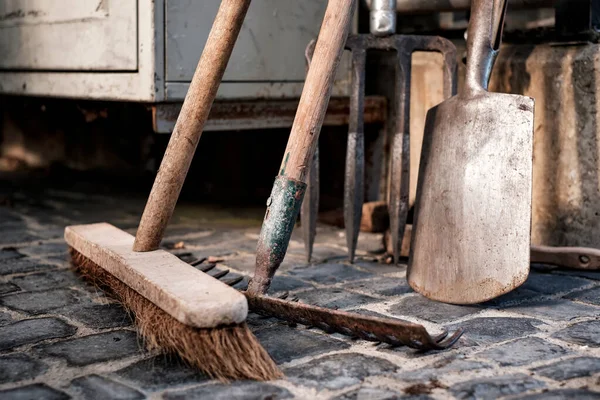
[1,188,600,399]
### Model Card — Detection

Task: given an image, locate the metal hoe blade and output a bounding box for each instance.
[187,258,463,350]
[245,291,463,350]
[304,34,457,264]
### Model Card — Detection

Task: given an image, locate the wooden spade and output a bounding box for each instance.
[407,0,534,304]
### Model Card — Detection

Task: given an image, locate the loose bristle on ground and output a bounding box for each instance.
[69,247,282,382]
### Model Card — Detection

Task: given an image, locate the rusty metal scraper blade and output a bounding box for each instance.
[245,291,463,350]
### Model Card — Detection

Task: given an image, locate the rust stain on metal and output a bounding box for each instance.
[245,291,463,350]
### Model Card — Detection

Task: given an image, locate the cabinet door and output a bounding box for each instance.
[166,0,327,82]
[0,0,137,71]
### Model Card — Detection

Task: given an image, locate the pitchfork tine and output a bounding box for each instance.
[302,146,319,263]
[389,51,411,264]
[344,49,367,263]
[302,39,319,263]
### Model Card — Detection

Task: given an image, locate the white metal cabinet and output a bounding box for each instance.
[0,0,137,71]
[0,0,349,102]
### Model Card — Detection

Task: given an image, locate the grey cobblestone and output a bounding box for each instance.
[285,353,397,390]
[70,374,145,400]
[0,257,56,275]
[0,282,19,295]
[36,330,141,366]
[0,353,48,384]
[450,374,545,400]
[9,270,80,291]
[552,320,600,347]
[448,317,543,345]
[1,189,600,399]
[62,303,132,329]
[344,276,412,297]
[0,317,76,350]
[514,389,600,399]
[388,295,482,323]
[163,382,293,400]
[296,288,379,309]
[0,288,86,315]
[288,262,373,284]
[254,325,350,364]
[533,356,600,381]
[475,337,569,366]
[511,299,600,320]
[115,355,207,391]
[0,383,69,400]
[566,286,600,305]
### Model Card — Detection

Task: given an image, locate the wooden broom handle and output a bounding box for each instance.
[134,0,252,252]
[278,0,356,183]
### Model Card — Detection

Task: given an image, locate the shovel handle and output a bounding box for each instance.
[463,0,507,95]
[133,0,251,252]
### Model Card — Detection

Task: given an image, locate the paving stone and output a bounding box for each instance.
[481,287,542,308]
[0,282,19,295]
[0,229,42,246]
[0,383,69,400]
[37,330,141,366]
[521,273,592,294]
[0,317,76,350]
[297,288,379,309]
[70,374,145,400]
[0,288,86,315]
[285,353,397,390]
[388,295,481,323]
[554,270,600,281]
[448,317,543,345]
[533,357,600,381]
[345,277,412,297]
[254,325,350,364]
[553,320,600,347]
[163,381,292,400]
[0,247,22,260]
[398,359,491,382]
[0,258,56,275]
[63,303,132,329]
[335,387,431,400]
[514,389,600,399]
[18,242,68,257]
[115,355,207,391]
[267,275,313,294]
[0,353,48,384]
[288,263,373,285]
[450,374,545,400]
[10,270,80,291]
[0,311,13,326]
[511,299,600,320]
[566,287,600,306]
[475,337,568,366]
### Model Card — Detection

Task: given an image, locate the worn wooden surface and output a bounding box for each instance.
[278,0,356,182]
[65,223,248,328]
[134,0,252,251]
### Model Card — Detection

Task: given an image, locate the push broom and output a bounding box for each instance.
[65,0,282,381]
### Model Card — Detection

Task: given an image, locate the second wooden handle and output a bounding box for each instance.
[278,0,357,183]
[134,0,252,252]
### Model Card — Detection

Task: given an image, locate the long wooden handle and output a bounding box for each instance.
[278,0,356,183]
[531,245,600,271]
[134,0,252,252]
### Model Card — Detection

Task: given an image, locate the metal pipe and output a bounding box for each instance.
[370,0,397,35]
[364,0,556,14]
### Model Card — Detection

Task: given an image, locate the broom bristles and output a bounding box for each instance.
[69,248,282,382]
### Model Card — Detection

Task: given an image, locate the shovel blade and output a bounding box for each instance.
[408,92,534,304]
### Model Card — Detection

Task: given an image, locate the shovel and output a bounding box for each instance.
[408,0,534,304]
